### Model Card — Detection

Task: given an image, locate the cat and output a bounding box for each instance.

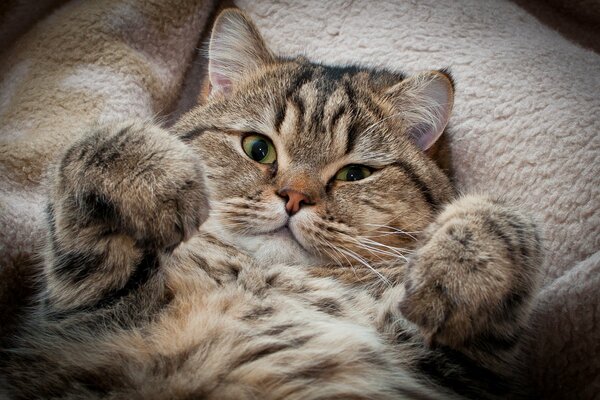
[0,9,542,400]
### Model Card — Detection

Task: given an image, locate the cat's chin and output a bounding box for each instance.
[202,218,321,266]
[240,227,321,266]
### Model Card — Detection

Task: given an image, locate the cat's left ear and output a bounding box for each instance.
[208,9,274,96]
[385,70,454,151]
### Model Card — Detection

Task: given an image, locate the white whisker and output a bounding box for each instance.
[354,241,409,264]
[365,223,420,241]
[337,246,391,286]
[359,237,413,258]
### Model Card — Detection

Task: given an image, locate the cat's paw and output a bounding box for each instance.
[399,195,542,348]
[55,120,208,250]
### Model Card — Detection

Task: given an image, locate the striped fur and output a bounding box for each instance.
[1,9,542,400]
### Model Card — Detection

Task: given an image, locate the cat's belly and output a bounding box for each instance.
[108,286,408,399]
[134,230,435,399]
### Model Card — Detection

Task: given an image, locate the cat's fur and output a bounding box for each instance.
[0,9,542,399]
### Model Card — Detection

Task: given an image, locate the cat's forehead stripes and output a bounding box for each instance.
[273,63,395,168]
[323,86,352,156]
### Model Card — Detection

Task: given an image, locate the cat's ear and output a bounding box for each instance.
[208,9,274,96]
[385,70,454,151]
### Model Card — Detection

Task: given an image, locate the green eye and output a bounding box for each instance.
[335,165,372,182]
[242,134,277,164]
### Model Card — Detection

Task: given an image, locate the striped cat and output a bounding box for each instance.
[0,9,542,399]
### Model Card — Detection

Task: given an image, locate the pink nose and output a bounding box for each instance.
[277,189,314,216]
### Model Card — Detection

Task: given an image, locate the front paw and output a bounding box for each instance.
[399,195,541,348]
[56,121,209,249]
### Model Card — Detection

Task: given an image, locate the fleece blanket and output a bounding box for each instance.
[0,0,598,398]
[0,0,215,332]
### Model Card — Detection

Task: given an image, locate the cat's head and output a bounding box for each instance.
[174,9,455,267]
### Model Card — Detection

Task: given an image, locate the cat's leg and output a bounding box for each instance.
[396,195,543,397]
[400,195,542,348]
[44,121,208,311]
[374,195,542,397]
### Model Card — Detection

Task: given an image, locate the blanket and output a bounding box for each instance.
[1,0,598,397]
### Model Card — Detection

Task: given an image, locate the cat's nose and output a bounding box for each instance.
[277,188,315,216]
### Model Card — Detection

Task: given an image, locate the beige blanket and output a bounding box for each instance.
[1,0,598,397]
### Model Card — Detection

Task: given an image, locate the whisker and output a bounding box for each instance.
[312,231,364,279]
[320,244,346,270]
[365,223,422,241]
[359,237,413,257]
[313,231,351,265]
[354,241,409,264]
[336,246,391,286]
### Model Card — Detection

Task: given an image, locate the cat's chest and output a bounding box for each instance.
[161,229,301,302]
[160,231,359,312]
[162,231,250,293]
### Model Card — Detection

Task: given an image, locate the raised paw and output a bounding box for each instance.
[55,120,209,250]
[399,195,542,348]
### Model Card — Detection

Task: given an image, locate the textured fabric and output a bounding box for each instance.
[0,0,214,335]
[512,0,600,63]
[543,0,600,24]
[526,251,600,398]
[0,0,598,398]
[232,0,600,397]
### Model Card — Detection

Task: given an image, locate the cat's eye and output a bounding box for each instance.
[335,165,372,182]
[242,134,277,164]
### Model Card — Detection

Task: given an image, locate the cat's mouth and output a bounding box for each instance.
[270,225,297,241]
[234,221,317,265]
[267,224,309,251]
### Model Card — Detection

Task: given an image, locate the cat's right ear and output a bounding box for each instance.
[208,9,273,96]
[385,70,454,151]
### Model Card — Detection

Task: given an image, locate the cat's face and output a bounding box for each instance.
[174,10,454,267]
